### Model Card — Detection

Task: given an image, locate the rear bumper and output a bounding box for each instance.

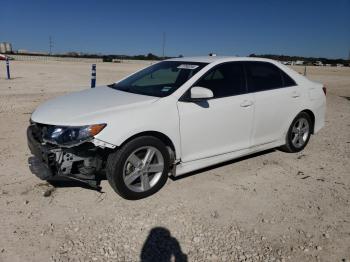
[313,99,326,134]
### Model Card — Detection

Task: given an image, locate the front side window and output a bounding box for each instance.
[245,62,284,92]
[109,61,207,97]
[194,62,246,98]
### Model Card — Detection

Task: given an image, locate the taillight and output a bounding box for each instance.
[322,86,327,96]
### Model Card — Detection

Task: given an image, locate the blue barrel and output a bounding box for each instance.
[6,58,10,79]
[91,64,96,88]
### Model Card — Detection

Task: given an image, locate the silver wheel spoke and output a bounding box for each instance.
[292,127,298,134]
[124,170,141,185]
[297,136,304,146]
[128,153,142,168]
[301,126,308,133]
[143,148,156,165]
[147,163,163,173]
[292,134,299,145]
[122,146,164,193]
[141,174,150,190]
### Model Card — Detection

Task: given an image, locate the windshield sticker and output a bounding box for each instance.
[177,64,199,70]
[161,86,172,92]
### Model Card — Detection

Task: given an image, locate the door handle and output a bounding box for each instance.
[291,91,301,98]
[240,100,254,107]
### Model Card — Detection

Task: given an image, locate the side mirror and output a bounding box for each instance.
[190,86,213,100]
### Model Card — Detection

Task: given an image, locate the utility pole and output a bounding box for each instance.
[162,32,166,59]
[49,36,53,55]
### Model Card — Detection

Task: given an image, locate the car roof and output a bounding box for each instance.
[166,56,310,85]
[167,56,278,64]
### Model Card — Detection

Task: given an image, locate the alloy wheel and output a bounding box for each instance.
[122,146,164,192]
[291,117,310,148]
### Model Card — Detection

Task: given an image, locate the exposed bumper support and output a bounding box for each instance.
[27,125,104,189]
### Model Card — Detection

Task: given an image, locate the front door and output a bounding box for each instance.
[177,62,254,162]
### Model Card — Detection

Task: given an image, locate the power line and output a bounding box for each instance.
[162,32,166,58]
[49,36,53,55]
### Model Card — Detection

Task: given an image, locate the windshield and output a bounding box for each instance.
[109,61,208,97]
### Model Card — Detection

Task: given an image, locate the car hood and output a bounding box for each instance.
[31,86,159,125]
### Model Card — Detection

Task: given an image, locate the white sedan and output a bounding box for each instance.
[27,56,326,199]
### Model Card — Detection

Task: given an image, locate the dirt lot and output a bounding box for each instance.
[0,61,349,262]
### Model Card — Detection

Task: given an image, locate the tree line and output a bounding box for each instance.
[249,53,349,65]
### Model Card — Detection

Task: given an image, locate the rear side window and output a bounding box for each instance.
[195,62,245,98]
[280,70,296,87]
[245,62,283,92]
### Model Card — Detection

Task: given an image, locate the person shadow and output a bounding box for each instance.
[140,227,188,262]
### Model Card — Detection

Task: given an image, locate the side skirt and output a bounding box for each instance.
[174,140,284,177]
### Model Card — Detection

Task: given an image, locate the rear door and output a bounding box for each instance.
[177,62,254,162]
[244,61,300,146]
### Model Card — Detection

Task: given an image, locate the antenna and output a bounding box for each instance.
[162,32,166,58]
[49,36,53,55]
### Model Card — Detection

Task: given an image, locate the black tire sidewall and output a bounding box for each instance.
[286,112,312,152]
[107,136,170,200]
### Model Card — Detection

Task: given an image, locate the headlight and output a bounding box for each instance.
[43,124,106,146]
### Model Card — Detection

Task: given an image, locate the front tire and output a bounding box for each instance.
[280,112,312,153]
[106,136,170,200]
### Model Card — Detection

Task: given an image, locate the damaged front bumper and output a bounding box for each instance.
[27,124,106,188]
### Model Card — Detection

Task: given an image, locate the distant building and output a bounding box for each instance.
[16,49,49,55]
[294,60,304,65]
[313,61,323,66]
[0,43,5,53]
[17,49,29,54]
[0,42,13,53]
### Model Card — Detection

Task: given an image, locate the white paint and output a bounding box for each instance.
[190,86,213,99]
[31,56,326,176]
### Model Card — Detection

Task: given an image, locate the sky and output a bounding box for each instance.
[1,0,349,59]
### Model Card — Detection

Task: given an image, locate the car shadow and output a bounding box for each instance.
[46,177,103,192]
[140,227,187,262]
[28,148,275,192]
[170,148,275,181]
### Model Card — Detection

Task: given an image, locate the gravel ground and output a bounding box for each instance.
[0,61,349,262]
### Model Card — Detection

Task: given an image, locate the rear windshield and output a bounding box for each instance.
[109,61,207,97]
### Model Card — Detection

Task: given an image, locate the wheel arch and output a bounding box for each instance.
[118,131,177,160]
[300,109,315,134]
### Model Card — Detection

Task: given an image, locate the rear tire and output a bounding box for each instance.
[106,136,170,200]
[280,112,312,153]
